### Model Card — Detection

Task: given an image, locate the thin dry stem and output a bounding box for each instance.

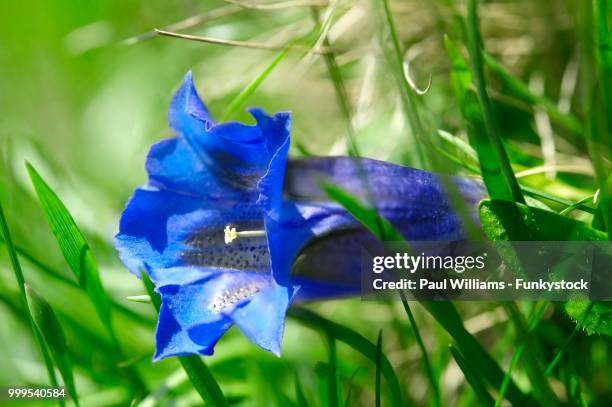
[224,0,328,11]
[155,29,338,54]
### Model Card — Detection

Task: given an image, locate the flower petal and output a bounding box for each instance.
[154,298,231,360]
[116,74,293,283]
[263,157,486,298]
[154,270,272,360]
[115,188,205,274]
[168,71,213,133]
[285,156,485,208]
[165,72,292,198]
[115,185,271,281]
[229,282,298,356]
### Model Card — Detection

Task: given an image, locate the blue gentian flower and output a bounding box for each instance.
[115,72,485,360]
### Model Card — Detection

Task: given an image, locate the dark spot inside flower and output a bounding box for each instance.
[181,221,270,271]
[207,150,265,190]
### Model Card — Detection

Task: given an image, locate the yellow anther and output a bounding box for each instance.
[224,225,266,245]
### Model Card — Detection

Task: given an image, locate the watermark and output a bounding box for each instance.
[361,241,612,301]
[1,387,67,400]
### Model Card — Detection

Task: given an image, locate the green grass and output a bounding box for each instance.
[0,0,610,405]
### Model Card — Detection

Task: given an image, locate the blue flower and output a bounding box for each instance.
[115,72,485,360]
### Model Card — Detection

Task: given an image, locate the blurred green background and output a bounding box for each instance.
[0,0,610,405]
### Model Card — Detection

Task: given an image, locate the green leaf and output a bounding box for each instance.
[26,163,147,398]
[0,236,154,326]
[444,35,472,105]
[590,0,612,234]
[326,336,340,407]
[311,8,358,156]
[436,129,479,164]
[564,301,612,336]
[321,183,404,242]
[445,35,521,203]
[0,199,62,405]
[464,0,525,203]
[520,185,596,215]
[379,0,426,166]
[25,284,79,406]
[495,302,549,407]
[478,199,608,241]
[26,163,112,332]
[449,345,494,406]
[142,273,229,406]
[479,199,612,337]
[141,273,161,310]
[594,0,612,125]
[422,302,530,405]
[503,303,560,406]
[289,307,403,407]
[545,302,595,375]
[401,299,440,407]
[483,53,583,135]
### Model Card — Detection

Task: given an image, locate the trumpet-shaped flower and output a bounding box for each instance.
[115,72,485,360]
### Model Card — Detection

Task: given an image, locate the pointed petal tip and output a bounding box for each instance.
[152,352,164,363]
[247,107,291,119]
[152,344,216,362]
[169,70,211,132]
[269,343,282,357]
[177,70,197,97]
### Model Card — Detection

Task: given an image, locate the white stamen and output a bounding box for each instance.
[210,285,261,312]
[224,225,266,245]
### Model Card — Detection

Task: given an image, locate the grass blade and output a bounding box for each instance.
[310,7,358,156]
[422,302,531,405]
[449,345,494,406]
[178,357,229,407]
[343,368,361,407]
[589,0,612,235]
[494,346,523,407]
[321,183,404,242]
[0,235,155,326]
[400,298,440,407]
[379,0,426,165]
[141,273,161,310]
[326,336,340,407]
[520,185,596,215]
[445,36,518,202]
[483,53,583,136]
[142,273,229,406]
[478,199,608,241]
[594,0,612,125]
[503,303,560,406]
[26,162,147,398]
[25,284,79,405]
[295,373,309,407]
[0,199,62,405]
[435,41,515,238]
[289,307,404,407]
[494,302,549,407]
[26,163,112,333]
[221,46,290,121]
[375,330,382,407]
[464,0,525,203]
[545,302,595,375]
